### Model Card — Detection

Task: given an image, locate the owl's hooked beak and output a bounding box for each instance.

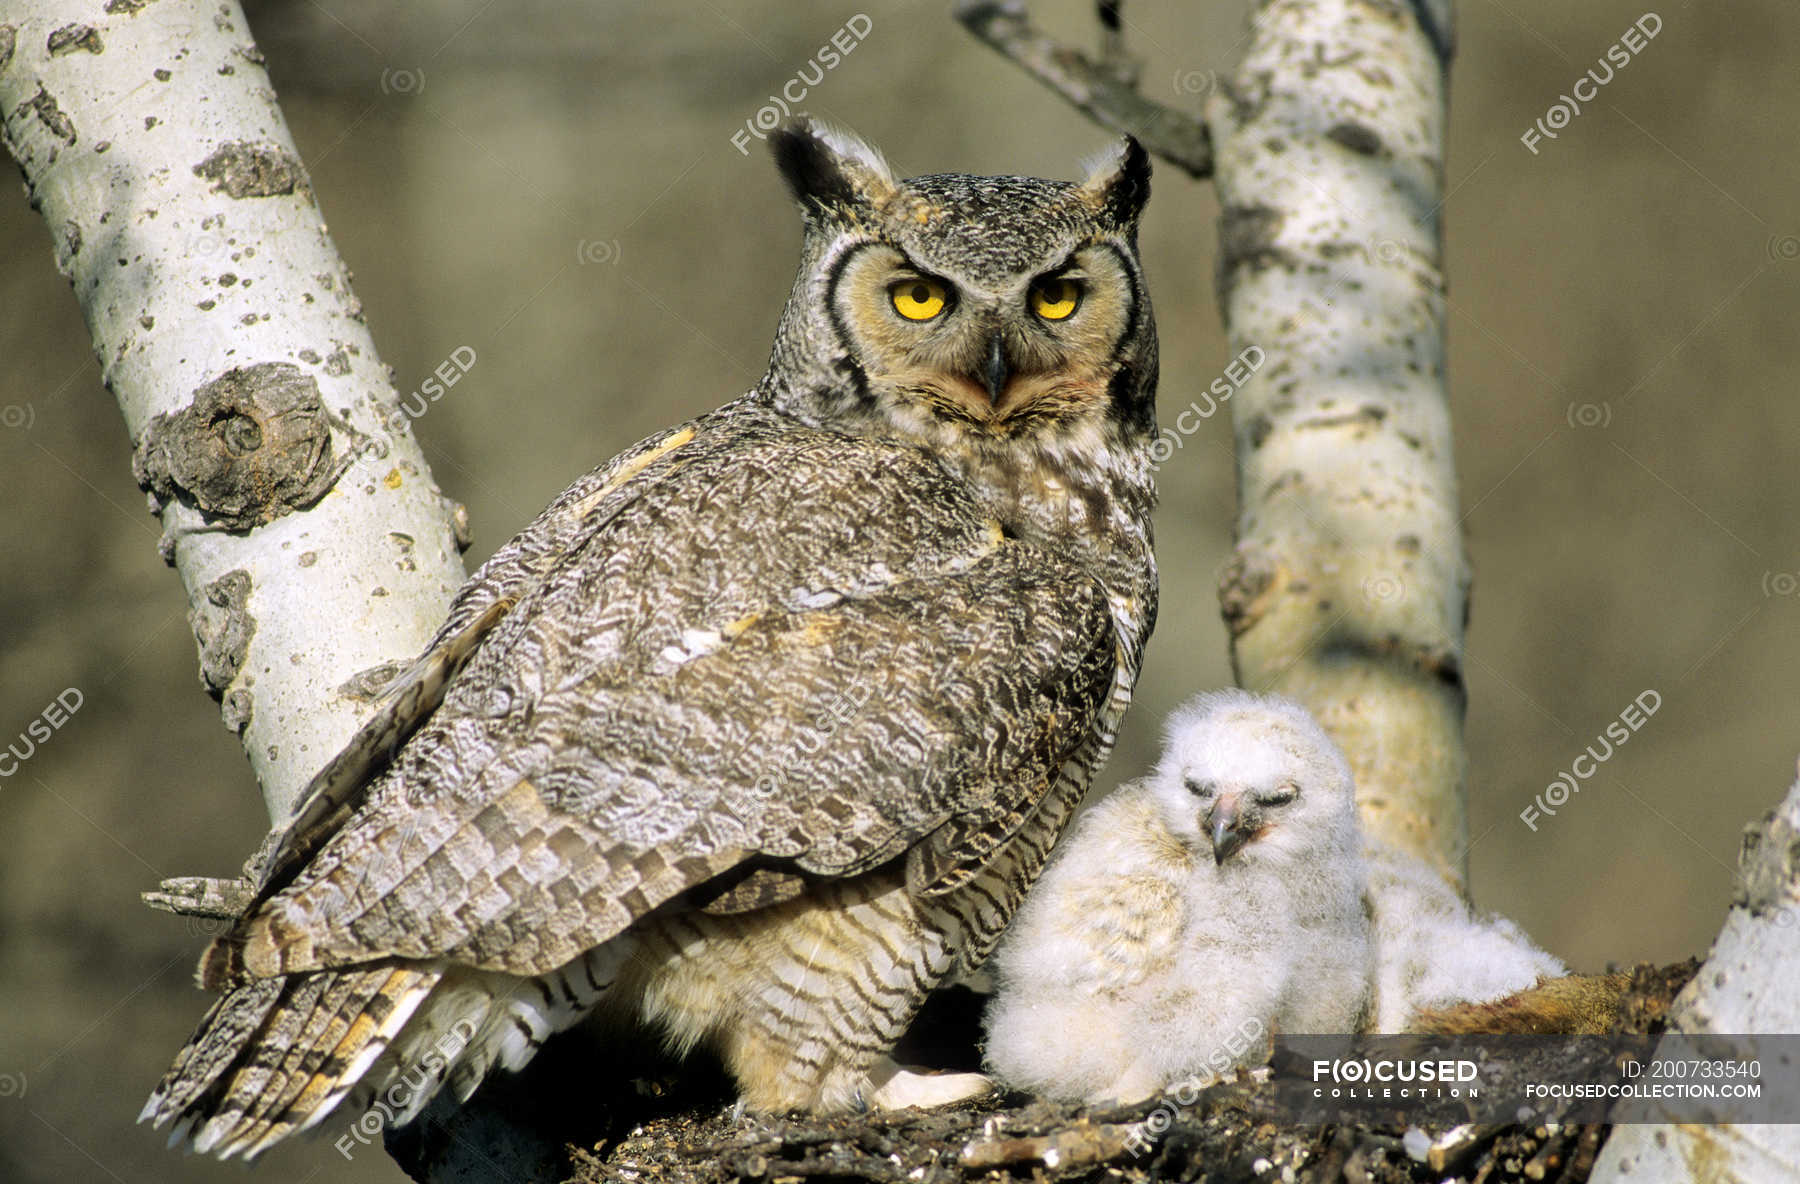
[1208,794,1250,865]
[982,331,1010,404]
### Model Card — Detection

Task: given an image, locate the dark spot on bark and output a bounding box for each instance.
[221,688,253,733]
[131,361,349,530]
[153,67,170,80]
[61,218,81,259]
[190,569,256,696]
[1734,807,1800,917]
[105,0,156,13]
[193,140,307,199]
[219,272,237,286]
[338,661,405,702]
[48,24,103,55]
[323,349,351,376]
[452,502,473,551]
[1218,545,1281,636]
[143,115,158,129]
[217,64,234,75]
[297,550,317,567]
[1325,121,1384,156]
[0,26,16,74]
[298,348,321,364]
[139,315,154,330]
[1246,414,1274,449]
[25,87,76,144]
[94,140,110,153]
[389,531,417,571]
[1215,204,1289,307]
[197,299,215,310]
[1395,533,1421,555]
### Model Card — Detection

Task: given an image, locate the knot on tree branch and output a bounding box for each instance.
[192,139,308,198]
[132,361,350,531]
[1733,800,1800,918]
[191,567,256,695]
[1218,543,1282,637]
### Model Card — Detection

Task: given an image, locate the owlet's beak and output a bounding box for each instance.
[1208,793,1250,865]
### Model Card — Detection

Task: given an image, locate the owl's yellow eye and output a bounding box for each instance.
[889,278,948,321]
[1030,277,1082,321]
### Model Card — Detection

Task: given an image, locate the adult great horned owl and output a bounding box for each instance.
[142,121,1160,1157]
[984,691,1370,1104]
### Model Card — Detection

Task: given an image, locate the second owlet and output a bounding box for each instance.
[984,690,1371,1104]
[141,121,1162,1157]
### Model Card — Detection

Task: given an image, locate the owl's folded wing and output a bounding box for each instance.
[202,424,1122,987]
[253,411,736,900]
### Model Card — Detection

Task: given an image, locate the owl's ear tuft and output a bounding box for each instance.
[770,119,899,217]
[1076,137,1152,229]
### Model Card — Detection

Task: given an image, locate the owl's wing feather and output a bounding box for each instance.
[205,412,1119,983]
[248,417,726,905]
[255,597,512,896]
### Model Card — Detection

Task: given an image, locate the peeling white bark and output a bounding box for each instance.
[0,2,466,823]
[1589,773,1800,1184]
[1207,0,1469,886]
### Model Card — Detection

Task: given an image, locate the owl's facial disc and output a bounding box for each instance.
[830,241,1133,433]
[1205,780,1299,865]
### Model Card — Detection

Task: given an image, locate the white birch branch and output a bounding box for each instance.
[1206,0,1468,885]
[0,1,467,826]
[1589,772,1800,1184]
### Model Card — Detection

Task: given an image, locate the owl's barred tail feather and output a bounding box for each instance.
[140,965,440,1159]
[143,948,623,1159]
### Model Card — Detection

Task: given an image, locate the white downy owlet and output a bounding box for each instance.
[984,689,1372,1104]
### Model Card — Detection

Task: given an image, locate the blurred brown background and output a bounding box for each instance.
[2,1,1796,1180]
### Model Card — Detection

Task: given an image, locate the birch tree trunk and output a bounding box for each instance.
[0,0,466,826]
[1207,0,1468,885]
[1588,774,1800,1184]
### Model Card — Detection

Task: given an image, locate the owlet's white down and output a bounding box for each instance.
[983,689,1372,1104]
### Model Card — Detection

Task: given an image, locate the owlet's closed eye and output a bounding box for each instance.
[889,277,950,321]
[1258,783,1299,807]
